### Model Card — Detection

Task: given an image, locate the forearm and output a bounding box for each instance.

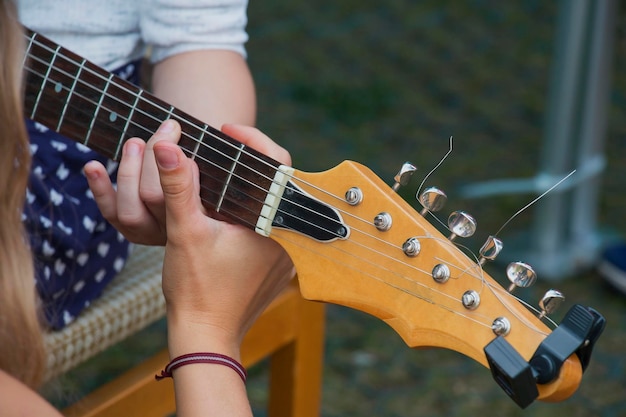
[151,49,257,128]
[0,370,64,417]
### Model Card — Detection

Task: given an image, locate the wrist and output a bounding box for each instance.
[166,310,241,360]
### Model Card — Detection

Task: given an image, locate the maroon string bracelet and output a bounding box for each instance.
[155,352,247,383]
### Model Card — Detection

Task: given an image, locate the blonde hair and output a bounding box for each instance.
[0,0,46,388]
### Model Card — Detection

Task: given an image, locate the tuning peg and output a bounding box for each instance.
[418,186,447,215]
[478,235,503,265]
[506,261,537,292]
[392,162,417,192]
[447,211,476,240]
[538,289,565,319]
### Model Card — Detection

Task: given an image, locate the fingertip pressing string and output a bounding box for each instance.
[155,353,247,383]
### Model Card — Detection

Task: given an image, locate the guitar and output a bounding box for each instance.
[22,28,604,409]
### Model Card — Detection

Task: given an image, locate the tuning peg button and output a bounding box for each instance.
[402,237,421,257]
[538,289,565,319]
[506,261,537,292]
[478,236,503,265]
[492,317,511,336]
[461,290,480,310]
[392,162,417,191]
[418,187,447,215]
[448,211,477,240]
[432,263,451,283]
[373,212,392,231]
[345,187,363,206]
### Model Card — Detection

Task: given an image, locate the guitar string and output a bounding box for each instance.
[269,229,551,334]
[415,135,570,329]
[272,233,496,330]
[23,34,552,333]
[415,136,458,232]
[434,249,556,330]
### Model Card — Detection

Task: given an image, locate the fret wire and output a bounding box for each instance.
[28,52,123,153]
[22,31,35,73]
[216,143,245,213]
[57,58,86,132]
[85,73,115,146]
[116,88,143,160]
[192,124,208,161]
[165,105,174,120]
[29,43,61,119]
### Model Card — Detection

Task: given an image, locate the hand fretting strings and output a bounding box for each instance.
[23,30,551,333]
[24,48,351,248]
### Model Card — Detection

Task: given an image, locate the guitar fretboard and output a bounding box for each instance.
[23,29,281,231]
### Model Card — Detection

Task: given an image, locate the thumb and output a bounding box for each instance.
[153,140,201,230]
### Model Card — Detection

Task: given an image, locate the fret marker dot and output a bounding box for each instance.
[54,82,62,93]
[109,112,117,122]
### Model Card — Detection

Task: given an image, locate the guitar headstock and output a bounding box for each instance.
[269,160,605,409]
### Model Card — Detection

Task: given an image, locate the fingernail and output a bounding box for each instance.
[158,119,176,133]
[154,147,179,170]
[124,141,141,156]
[83,161,100,180]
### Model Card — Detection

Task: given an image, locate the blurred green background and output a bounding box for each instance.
[47,1,626,416]
[244,1,626,416]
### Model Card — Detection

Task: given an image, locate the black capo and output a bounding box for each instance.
[483,304,606,409]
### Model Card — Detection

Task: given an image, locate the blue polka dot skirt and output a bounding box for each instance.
[23,61,141,330]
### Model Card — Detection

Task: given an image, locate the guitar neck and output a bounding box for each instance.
[22,28,280,231]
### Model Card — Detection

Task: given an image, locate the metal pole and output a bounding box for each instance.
[529,0,590,277]
[458,0,617,280]
[569,0,616,266]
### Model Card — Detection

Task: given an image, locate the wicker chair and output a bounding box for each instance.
[44,245,325,417]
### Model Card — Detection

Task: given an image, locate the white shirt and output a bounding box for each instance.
[18,0,249,70]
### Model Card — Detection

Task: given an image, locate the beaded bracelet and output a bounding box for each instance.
[155,352,247,383]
